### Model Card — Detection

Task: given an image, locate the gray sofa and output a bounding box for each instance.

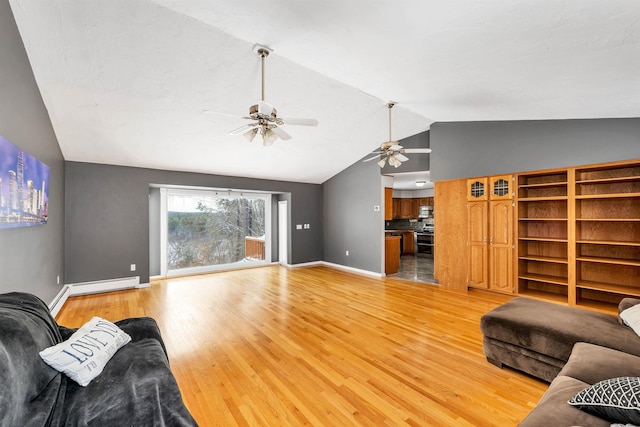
[0,292,198,426]
[481,297,640,426]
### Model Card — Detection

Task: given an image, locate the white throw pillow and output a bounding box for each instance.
[40,316,131,386]
[620,304,640,339]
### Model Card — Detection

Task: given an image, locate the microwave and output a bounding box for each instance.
[418,205,433,218]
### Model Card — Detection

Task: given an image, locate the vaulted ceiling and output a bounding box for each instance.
[9,1,640,185]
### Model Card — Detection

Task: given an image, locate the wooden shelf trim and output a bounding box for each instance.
[577,280,640,297]
[576,192,640,199]
[518,182,568,189]
[518,217,567,221]
[577,239,640,247]
[518,289,568,304]
[577,256,640,267]
[519,237,568,243]
[518,273,568,286]
[577,218,640,222]
[519,255,568,264]
[576,176,640,185]
[518,196,569,201]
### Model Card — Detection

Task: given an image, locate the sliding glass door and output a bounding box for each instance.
[160,188,270,276]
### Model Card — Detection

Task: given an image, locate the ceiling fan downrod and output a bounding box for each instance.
[257,48,269,102]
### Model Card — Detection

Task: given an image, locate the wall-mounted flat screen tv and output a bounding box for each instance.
[0,135,50,228]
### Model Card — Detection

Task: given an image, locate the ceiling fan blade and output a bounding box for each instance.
[271,126,292,140]
[363,155,382,162]
[388,144,403,151]
[228,123,257,135]
[280,117,319,126]
[258,101,275,116]
[394,153,409,162]
[403,148,432,154]
[202,110,252,120]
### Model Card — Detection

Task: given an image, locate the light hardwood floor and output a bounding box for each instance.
[56,266,546,426]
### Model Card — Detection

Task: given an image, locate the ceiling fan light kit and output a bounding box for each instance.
[363,102,431,168]
[222,44,318,146]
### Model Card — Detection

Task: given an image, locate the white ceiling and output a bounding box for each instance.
[9,1,640,185]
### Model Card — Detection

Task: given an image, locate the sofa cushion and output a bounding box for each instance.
[481,297,640,363]
[559,342,640,386]
[59,338,197,426]
[0,292,65,427]
[39,317,131,386]
[619,298,640,326]
[621,304,640,338]
[568,377,640,425]
[518,375,610,427]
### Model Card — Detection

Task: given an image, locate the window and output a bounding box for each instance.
[160,188,271,276]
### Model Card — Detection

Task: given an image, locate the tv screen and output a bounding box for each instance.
[0,135,50,228]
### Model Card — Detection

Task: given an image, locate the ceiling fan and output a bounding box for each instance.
[363,102,431,168]
[206,45,318,146]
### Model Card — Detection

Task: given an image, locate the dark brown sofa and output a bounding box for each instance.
[481,297,640,426]
[518,342,640,426]
[480,297,640,382]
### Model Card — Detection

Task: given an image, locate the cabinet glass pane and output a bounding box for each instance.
[470,181,485,198]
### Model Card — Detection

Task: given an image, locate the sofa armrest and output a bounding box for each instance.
[559,342,640,385]
[115,317,168,358]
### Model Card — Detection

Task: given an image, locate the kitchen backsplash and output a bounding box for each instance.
[386,219,431,230]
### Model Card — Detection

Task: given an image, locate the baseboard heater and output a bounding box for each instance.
[68,276,141,297]
[48,285,71,318]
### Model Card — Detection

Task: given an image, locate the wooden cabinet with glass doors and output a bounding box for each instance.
[467,175,514,293]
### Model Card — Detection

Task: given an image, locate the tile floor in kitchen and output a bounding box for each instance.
[388,254,437,285]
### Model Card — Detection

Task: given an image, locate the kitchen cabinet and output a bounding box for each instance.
[392,198,401,218]
[392,198,414,219]
[467,175,515,293]
[403,231,415,255]
[385,236,401,274]
[412,199,420,219]
[384,188,393,220]
[400,199,413,218]
[419,197,434,206]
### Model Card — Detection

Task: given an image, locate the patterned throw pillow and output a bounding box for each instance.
[568,377,640,424]
[40,316,131,386]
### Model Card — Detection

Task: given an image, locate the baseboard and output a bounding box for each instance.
[319,261,383,278]
[49,285,71,318]
[68,276,141,296]
[287,261,324,269]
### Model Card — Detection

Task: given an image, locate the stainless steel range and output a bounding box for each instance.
[414,226,434,258]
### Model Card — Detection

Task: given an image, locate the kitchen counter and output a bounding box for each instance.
[384,230,415,255]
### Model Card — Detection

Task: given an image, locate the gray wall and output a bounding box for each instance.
[65,162,322,284]
[0,1,65,302]
[430,118,640,181]
[323,155,383,273]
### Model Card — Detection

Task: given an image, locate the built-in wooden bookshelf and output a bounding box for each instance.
[516,171,569,302]
[574,163,640,310]
[515,160,640,311]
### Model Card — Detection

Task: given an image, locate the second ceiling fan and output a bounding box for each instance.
[364,102,431,168]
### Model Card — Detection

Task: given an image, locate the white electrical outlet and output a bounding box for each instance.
[130,264,136,272]
[346,250,349,256]
[57,275,60,285]
[296,224,302,230]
